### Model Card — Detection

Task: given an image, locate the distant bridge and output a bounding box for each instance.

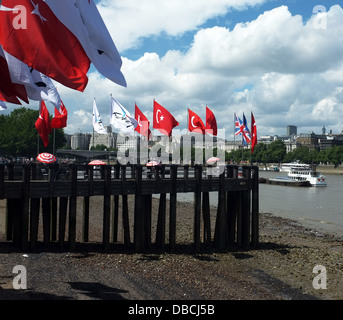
[56,149,117,161]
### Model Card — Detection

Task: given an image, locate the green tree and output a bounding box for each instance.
[265,140,286,163]
[0,107,66,157]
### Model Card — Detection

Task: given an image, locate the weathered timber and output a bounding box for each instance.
[0,164,259,252]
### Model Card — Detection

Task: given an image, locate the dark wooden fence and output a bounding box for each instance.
[0,163,259,252]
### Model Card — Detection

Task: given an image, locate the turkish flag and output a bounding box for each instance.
[51,100,68,129]
[205,106,217,136]
[0,0,91,92]
[35,101,52,147]
[44,0,126,88]
[188,109,205,134]
[153,101,179,137]
[0,49,28,104]
[135,104,151,140]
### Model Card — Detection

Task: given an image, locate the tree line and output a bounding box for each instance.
[226,139,343,167]
[0,107,66,159]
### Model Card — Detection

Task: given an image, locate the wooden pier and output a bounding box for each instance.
[0,163,259,252]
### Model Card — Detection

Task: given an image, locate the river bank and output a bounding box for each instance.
[0,196,342,300]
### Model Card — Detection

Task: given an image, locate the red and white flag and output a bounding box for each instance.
[205,106,217,136]
[251,112,257,154]
[135,104,152,140]
[43,0,126,87]
[153,101,179,137]
[0,47,28,104]
[51,101,68,129]
[1,46,61,107]
[0,0,91,91]
[35,101,52,147]
[188,109,205,134]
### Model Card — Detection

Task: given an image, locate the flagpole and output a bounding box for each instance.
[53,129,56,155]
[37,132,40,156]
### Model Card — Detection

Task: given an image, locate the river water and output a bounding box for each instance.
[259,171,343,237]
[171,170,343,238]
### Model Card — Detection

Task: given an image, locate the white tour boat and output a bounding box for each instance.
[288,168,327,187]
[279,162,310,173]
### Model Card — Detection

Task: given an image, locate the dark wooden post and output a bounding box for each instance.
[183,165,189,191]
[82,196,89,243]
[202,191,211,243]
[0,164,4,200]
[227,165,236,246]
[241,166,251,249]
[58,197,68,249]
[103,165,111,251]
[112,164,120,242]
[69,165,77,250]
[169,165,177,251]
[51,197,57,242]
[134,165,143,251]
[214,166,228,249]
[82,164,93,243]
[121,166,130,245]
[251,166,259,248]
[156,165,166,250]
[30,197,40,249]
[6,163,14,241]
[194,165,202,252]
[21,165,30,250]
[144,194,152,250]
[42,197,51,245]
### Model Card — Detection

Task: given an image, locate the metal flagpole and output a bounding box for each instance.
[53,129,56,155]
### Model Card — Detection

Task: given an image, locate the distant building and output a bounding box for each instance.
[297,132,319,151]
[71,132,91,150]
[89,126,117,150]
[287,125,297,136]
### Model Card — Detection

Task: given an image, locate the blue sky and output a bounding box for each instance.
[4,0,343,140]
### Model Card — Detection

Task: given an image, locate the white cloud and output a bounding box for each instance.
[59,4,343,139]
[97,0,270,51]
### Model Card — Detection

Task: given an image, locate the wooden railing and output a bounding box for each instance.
[0,163,259,252]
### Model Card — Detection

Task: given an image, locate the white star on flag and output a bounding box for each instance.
[30,0,47,22]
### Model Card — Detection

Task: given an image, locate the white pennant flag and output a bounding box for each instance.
[110,97,137,134]
[93,98,107,134]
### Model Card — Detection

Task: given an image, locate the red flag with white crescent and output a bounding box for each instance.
[153,101,179,137]
[135,104,151,140]
[35,101,52,147]
[51,100,68,129]
[188,109,205,134]
[0,0,90,91]
[205,106,217,136]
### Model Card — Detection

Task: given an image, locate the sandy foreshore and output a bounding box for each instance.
[0,195,342,301]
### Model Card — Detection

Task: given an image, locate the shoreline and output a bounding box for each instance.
[0,196,342,300]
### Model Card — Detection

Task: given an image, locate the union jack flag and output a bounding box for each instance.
[235,113,251,145]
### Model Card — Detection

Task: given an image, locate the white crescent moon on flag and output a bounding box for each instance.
[191,116,197,128]
[156,109,161,124]
[138,115,143,127]
[0,5,15,11]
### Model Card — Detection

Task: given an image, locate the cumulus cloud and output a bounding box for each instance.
[97,0,269,51]
[59,4,343,138]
